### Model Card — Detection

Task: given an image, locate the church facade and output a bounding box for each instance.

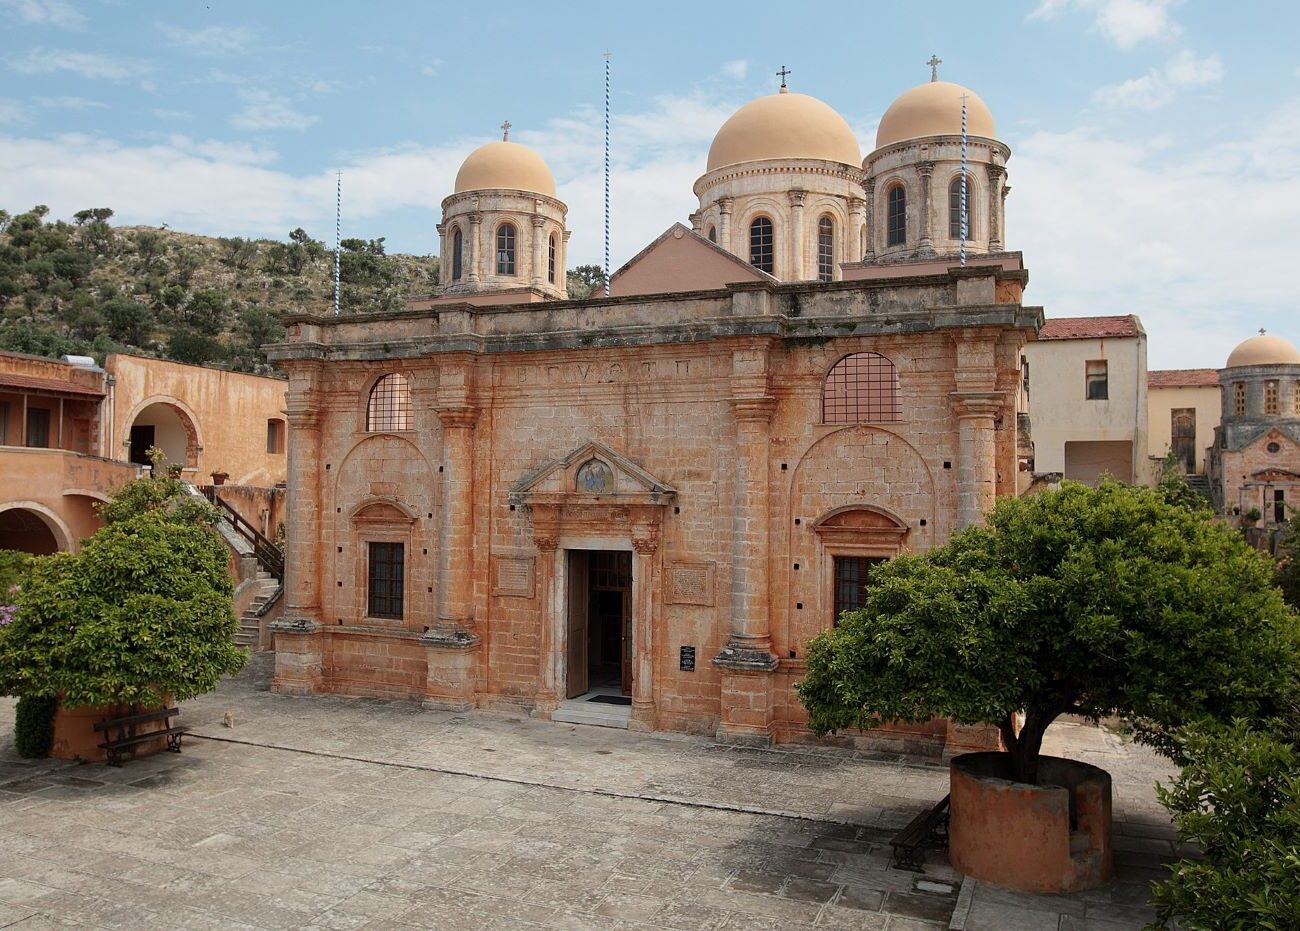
[270,71,1040,753]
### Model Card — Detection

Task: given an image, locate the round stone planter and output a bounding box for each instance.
[948,752,1113,893]
[50,700,171,763]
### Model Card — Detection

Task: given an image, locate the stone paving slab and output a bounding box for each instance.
[0,657,1182,929]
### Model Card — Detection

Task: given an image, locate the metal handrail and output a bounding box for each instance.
[201,488,284,581]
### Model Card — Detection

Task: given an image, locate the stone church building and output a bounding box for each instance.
[270,71,1041,753]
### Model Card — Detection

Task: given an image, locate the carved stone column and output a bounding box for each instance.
[788,189,806,280]
[530,214,546,287]
[467,211,482,286]
[561,231,571,295]
[630,533,658,731]
[688,211,703,234]
[533,533,561,710]
[718,197,734,256]
[847,195,865,264]
[272,366,324,695]
[864,183,876,260]
[953,393,1002,528]
[1000,183,1011,251]
[986,165,1005,251]
[918,161,935,256]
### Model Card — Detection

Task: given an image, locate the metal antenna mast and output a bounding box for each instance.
[333,170,342,315]
[603,52,612,297]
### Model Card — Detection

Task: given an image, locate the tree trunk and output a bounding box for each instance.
[1003,709,1060,785]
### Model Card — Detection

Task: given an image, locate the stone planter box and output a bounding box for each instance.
[50,700,172,763]
[948,751,1112,893]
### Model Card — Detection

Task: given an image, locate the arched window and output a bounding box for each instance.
[886,185,906,247]
[822,352,901,423]
[1265,380,1280,415]
[817,216,835,283]
[749,216,774,274]
[706,225,716,243]
[451,228,463,281]
[949,176,975,240]
[367,373,412,432]
[1233,382,1247,417]
[496,223,516,275]
[547,234,556,284]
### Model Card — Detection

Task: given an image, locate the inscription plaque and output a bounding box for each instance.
[680,646,696,672]
[667,563,714,606]
[491,555,535,598]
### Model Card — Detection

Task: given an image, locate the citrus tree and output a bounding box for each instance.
[797,480,1300,784]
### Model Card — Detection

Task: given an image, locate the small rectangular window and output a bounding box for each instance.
[1234,382,1247,416]
[0,402,9,445]
[1085,360,1108,401]
[1265,380,1279,415]
[25,407,50,448]
[266,418,285,454]
[1275,489,1286,525]
[368,542,404,619]
[833,556,884,624]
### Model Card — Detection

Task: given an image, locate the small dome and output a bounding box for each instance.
[1226,333,1300,368]
[453,140,556,197]
[875,81,996,149]
[706,90,862,173]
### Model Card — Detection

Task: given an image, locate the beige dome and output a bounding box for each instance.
[453,140,556,197]
[875,81,996,149]
[1226,333,1300,368]
[706,90,862,172]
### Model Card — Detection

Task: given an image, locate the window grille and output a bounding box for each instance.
[1234,382,1247,416]
[1265,380,1279,415]
[749,217,774,274]
[496,223,516,275]
[833,556,884,623]
[886,185,906,247]
[367,541,404,619]
[451,228,463,281]
[589,550,632,589]
[949,176,974,240]
[822,352,901,424]
[366,373,412,432]
[548,234,556,284]
[817,216,834,283]
[1085,360,1108,401]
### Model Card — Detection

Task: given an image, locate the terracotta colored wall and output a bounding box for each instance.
[0,448,139,552]
[611,229,765,297]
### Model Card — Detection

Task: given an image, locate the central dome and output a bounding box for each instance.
[706,90,862,173]
[454,140,556,197]
[1226,333,1300,368]
[875,81,996,149]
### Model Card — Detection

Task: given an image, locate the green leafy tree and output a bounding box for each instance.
[797,480,1300,784]
[167,326,225,365]
[1156,451,1211,514]
[0,471,244,708]
[72,208,114,226]
[132,230,166,272]
[567,264,607,299]
[218,236,258,270]
[101,296,153,345]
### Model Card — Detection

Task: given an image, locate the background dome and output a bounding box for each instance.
[706,90,862,172]
[453,140,556,197]
[874,81,996,149]
[1225,333,1300,368]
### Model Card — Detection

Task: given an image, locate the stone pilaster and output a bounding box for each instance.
[847,195,865,264]
[864,183,876,259]
[533,533,561,710]
[953,393,1002,528]
[718,197,734,256]
[467,211,482,286]
[986,165,1005,251]
[918,161,935,256]
[629,533,658,731]
[788,189,806,280]
[530,214,546,287]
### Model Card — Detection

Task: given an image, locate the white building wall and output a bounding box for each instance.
[1147,385,1220,475]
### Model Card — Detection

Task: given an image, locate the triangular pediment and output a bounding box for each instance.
[609,223,776,297]
[510,441,676,505]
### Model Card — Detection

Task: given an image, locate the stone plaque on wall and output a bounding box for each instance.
[491,555,535,598]
[666,562,714,606]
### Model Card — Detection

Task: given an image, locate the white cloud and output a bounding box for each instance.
[157,23,255,56]
[721,59,749,80]
[33,95,106,110]
[229,90,318,131]
[0,0,83,28]
[1029,0,1181,49]
[151,108,192,121]
[1012,98,1300,367]
[9,47,149,79]
[1094,50,1222,109]
[0,99,28,123]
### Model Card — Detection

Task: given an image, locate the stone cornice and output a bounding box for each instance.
[864,135,1011,173]
[694,158,866,198]
[441,189,568,214]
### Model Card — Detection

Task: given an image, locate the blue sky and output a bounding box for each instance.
[1,0,1297,368]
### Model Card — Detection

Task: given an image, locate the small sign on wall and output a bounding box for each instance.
[679,645,696,672]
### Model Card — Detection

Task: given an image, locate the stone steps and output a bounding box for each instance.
[550,697,632,729]
[234,578,281,649]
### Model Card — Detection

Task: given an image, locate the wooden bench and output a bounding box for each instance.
[94,707,186,767]
[890,794,950,871]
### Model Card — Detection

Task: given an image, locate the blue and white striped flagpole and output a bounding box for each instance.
[334,171,342,315]
[604,52,611,297]
[960,96,968,268]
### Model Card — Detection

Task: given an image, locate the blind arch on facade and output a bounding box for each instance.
[822,352,901,423]
[366,373,413,432]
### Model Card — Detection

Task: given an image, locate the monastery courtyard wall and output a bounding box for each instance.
[269,267,1039,752]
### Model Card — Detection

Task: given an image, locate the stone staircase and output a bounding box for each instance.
[235,571,280,650]
[1185,473,1213,505]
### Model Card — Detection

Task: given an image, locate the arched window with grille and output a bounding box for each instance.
[749,216,774,274]
[366,373,412,432]
[548,234,556,284]
[496,222,516,275]
[886,185,906,247]
[817,215,835,282]
[822,352,901,423]
[1233,382,1247,416]
[451,228,463,281]
[949,176,975,240]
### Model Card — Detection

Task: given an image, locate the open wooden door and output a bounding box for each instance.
[566,550,589,698]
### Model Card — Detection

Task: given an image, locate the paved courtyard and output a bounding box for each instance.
[0,655,1182,930]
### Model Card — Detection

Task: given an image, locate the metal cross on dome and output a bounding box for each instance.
[776,65,791,89]
[928,55,942,82]
[501,120,511,141]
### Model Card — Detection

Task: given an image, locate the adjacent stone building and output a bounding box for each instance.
[271,72,1040,752]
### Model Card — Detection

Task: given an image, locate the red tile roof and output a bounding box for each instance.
[1148,368,1220,388]
[0,373,104,397]
[1038,315,1141,341]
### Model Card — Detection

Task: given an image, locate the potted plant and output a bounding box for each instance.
[210,469,229,486]
[798,480,1300,893]
[1242,506,1262,527]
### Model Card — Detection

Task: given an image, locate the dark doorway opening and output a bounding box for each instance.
[1171,408,1196,474]
[129,424,156,465]
[566,549,632,700]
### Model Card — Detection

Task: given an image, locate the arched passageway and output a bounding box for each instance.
[128,401,199,469]
[0,507,65,555]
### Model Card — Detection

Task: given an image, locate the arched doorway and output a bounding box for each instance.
[0,505,71,554]
[127,400,200,469]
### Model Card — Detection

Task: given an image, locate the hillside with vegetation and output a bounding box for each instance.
[0,205,440,374]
